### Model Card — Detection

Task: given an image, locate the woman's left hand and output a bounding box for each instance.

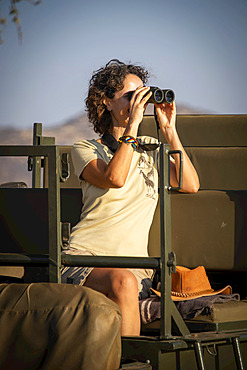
[154,101,176,140]
[155,100,200,193]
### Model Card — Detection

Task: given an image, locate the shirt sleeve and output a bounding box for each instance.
[71,140,103,179]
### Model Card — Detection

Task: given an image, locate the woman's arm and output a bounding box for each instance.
[82,86,152,189]
[155,102,200,193]
[81,132,137,189]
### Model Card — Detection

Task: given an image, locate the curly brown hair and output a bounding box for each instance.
[85,59,149,135]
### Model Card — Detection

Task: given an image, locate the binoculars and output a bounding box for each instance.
[127,87,175,104]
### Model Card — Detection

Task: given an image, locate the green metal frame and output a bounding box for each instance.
[0,140,192,341]
[0,138,188,338]
[30,123,188,338]
[0,145,61,282]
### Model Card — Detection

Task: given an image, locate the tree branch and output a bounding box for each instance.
[0,0,42,45]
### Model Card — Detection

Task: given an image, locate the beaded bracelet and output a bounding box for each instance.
[118,135,139,150]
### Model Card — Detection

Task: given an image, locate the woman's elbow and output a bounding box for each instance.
[188,184,200,193]
[107,174,126,188]
[181,180,200,193]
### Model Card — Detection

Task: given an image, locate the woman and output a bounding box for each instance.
[62,59,200,336]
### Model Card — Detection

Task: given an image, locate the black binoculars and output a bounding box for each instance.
[127,87,175,104]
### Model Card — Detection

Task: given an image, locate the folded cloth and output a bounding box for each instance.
[139,297,161,324]
[176,293,240,319]
[139,293,240,324]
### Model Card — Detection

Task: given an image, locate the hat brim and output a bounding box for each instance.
[150,285,232,301]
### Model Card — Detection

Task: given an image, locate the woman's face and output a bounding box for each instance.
[105,73,143,128]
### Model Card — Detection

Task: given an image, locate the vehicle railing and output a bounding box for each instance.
[0,142,188,339]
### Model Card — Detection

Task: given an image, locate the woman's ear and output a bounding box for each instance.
[103,97,112,112]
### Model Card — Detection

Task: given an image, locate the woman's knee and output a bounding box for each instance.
[109,269,138,299]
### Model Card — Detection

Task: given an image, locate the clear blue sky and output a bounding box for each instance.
[0,0,246,128]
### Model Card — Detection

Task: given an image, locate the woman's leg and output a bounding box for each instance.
[84,268,140,336]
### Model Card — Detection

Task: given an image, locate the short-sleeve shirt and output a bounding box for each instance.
[69,136,159,257]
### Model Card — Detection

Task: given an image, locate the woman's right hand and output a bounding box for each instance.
[128,86,152,127]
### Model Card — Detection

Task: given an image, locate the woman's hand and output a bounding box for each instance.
[155,100,200,193]
[154,101,176,141]
[128,86,152,127]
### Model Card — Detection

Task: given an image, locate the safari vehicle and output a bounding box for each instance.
[0,114,247,369]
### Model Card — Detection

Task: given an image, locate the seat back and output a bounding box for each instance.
[139,115,247,190]
[0,188,82,254]
[139,115,247,271]
[0,187,82,280]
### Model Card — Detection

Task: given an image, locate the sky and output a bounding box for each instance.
[0,0,247,129]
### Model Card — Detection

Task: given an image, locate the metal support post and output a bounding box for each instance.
[31,123,55,188]
[159,143,189,338]
[194,341,206,370]
[159,143,172,338]
[47,146,61,283]
[32,123,42,188]
[232,337,245,370]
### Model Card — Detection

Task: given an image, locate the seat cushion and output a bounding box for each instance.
[0,283,122,370]
[192,299,247,323]
[141,299,247,334]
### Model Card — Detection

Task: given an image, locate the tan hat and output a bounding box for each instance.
[151,266,232,301]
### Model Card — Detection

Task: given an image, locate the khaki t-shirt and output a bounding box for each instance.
[69,136,159,258]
